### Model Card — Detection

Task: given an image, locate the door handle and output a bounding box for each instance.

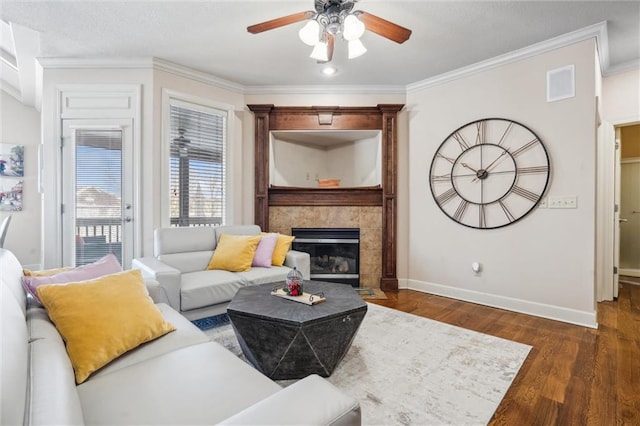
[124,217,132,223]
[633,210,640,214]
[619,218,628,223]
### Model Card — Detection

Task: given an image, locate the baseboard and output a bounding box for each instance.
[405,279,598,329]
[620,269,640,278]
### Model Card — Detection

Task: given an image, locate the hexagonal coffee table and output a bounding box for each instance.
[227,280,367,380]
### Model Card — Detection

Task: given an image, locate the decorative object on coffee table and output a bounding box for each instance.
[227,281,366,380]
[285,266,304,295]
[271,287,326,305]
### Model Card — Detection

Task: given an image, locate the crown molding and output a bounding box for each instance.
[36,57,245,93]
[150,58,245,93]
[243,84,407,95]
[407,21,609,94]
[604,59,640,76]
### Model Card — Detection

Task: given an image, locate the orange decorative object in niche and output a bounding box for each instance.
[317,179,341,188]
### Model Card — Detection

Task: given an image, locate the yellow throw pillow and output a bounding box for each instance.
[36,269,175,384]
[207,234,261,272]
[23,266,73,277]
[272,234,295,267]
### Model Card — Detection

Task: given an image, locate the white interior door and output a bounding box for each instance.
[613,127,621,298]
[61,119,134,268]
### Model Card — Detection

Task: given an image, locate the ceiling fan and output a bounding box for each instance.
[247,0,412,62]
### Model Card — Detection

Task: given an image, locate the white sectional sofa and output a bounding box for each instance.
[132,225,311,320]
[0,248,361,425]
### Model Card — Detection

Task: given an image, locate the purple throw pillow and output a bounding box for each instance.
[22,253,123,304]
[252,233,279,268]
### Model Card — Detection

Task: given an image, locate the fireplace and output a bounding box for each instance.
[291,228,360,287]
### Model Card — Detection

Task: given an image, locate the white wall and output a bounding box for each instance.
[602,68,640,124]
[405,40,598,327]
[0,91,41,266]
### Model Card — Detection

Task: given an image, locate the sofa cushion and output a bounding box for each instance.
[90,303,209,378]
[22,253,122,304]
[1,257,29,426]
[236,266,291,287]
[158,250,213,273]
[207,234,261,272]
[36,269,176,384]
[155,226,217,256]
[77,341,282,425]
[252,233,279,267]
[214,224,261,241]
[26,308,85,426]
[181,270,245,311]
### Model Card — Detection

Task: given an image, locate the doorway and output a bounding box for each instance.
[619,124,640,281]
[61,119,135,268]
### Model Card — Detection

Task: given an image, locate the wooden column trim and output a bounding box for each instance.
[247,104,274,231]
[249,104,404,290]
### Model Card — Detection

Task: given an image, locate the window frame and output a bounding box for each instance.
[161,90,234,228]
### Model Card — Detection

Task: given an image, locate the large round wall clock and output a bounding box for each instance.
[429,118,550,229]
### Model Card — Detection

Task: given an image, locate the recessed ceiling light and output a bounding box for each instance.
[322,66,337,76]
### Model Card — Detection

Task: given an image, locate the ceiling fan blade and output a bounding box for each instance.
[357,11,412,44]
[247,11,314,34]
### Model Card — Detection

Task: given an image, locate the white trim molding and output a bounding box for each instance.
[408,21,609,93]
[405,279,598,329]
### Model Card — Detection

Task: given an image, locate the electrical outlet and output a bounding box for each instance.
[548,195,578,209]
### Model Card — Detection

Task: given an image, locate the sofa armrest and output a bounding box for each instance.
[219,374,361,426]
[132,257,181,311]
[143,279,170,305]
[284,250,310,280]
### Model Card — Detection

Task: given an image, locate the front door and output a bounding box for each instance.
[61,119,135,268]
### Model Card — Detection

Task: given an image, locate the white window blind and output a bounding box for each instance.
[74,129,123,265]
[169,100,226,227]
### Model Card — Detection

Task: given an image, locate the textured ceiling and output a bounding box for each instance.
[1,0,639,88]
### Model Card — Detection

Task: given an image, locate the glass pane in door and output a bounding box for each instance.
[74,129,123,266]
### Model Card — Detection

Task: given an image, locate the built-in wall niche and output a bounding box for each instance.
[269,130,382,188]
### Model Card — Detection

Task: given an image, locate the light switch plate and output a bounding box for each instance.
[548,195,577,209]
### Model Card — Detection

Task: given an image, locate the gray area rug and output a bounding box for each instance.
[204,303,531,425]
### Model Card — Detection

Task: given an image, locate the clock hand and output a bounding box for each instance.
[460,162,478,173]
[472,151,508,183]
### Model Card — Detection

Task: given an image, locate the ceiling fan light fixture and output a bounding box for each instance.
[342,14,365,41]
[299,19,320,46]
[348,38,367,59]
[322,65,337,76]
[310,41,329,61]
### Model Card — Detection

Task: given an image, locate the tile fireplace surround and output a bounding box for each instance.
[269,206,382,289]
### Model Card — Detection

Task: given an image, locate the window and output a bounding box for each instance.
[169,100,226,227]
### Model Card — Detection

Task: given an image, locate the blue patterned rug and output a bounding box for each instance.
[191,313,230,330]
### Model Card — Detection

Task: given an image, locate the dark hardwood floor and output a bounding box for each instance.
[369,283,640,425]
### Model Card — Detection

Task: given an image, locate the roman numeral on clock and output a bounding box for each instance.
[510,138,539,157]
[452,131,470,151]
[436,187,457,205]
[430,173,452,183]
[511,185,539,202]
[498,200,516,222]
[519,165,549,174]
[453,200,469,221]
[475,120,486,145]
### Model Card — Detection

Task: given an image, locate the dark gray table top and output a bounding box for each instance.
[227,280,367,326]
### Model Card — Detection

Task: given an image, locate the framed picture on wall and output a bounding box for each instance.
[0,143,24,177]
[0,144,25,212]
[0,177,23,211]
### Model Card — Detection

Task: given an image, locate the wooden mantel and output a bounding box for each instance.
[248,104,404,291]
